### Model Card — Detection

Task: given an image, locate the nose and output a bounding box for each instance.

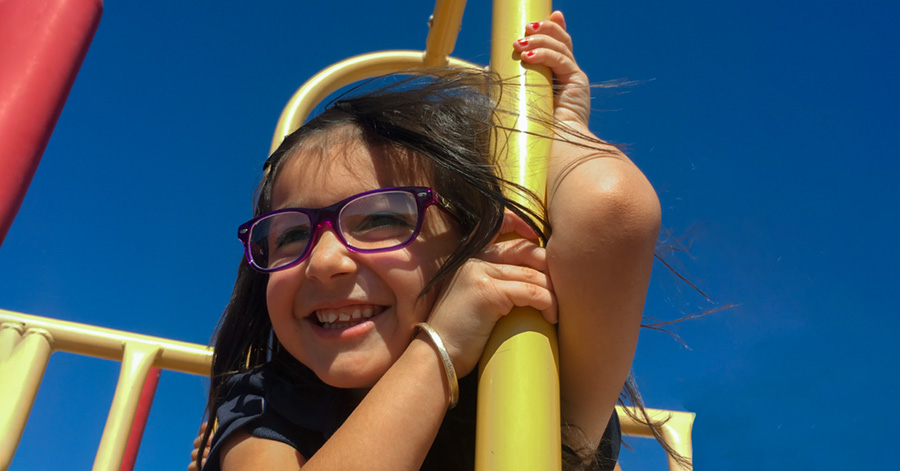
[303,225,357,281]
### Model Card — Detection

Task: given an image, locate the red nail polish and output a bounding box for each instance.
[517,38,528,46]
[530,22,540,30]
[525,50,535,57]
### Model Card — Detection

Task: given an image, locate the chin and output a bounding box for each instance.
[319,373,381,390]
[317,362,389,390]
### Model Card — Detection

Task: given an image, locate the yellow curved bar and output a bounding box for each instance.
[476,1,557,470]
[269,51,480,153]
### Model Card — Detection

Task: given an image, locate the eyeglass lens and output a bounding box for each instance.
[248,191,421,270]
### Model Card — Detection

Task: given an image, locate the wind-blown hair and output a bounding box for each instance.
[209,67,547,391]
[200,68,686,471]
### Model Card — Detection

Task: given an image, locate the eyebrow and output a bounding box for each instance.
[273,200,309,210]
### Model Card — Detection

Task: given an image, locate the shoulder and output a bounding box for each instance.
[203,362,353,470]
[204,364,324,470]
[218,429,308,470]
[550,148,660,239]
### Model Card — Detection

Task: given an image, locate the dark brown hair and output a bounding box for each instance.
[199,69,686,471]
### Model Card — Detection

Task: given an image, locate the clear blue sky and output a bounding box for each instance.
[3,0,898,469]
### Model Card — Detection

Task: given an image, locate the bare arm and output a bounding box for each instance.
[220,337,449,470]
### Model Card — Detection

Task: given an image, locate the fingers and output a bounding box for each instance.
[188,445,208,471]
[513,12,576,73]
[477,235,557,324]
[489,276,558,324]
[480,237,546,272]
[511,10,591,127]
[426,235,558,374]
[192,421,212,447]
[188,453,206,471]
[189,421,211,471]
[549,10,567,31]
[493,210,540,243]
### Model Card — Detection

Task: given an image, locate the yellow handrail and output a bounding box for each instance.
[619,407,695,471]
[0,310,692,470]
[0,309,212,471]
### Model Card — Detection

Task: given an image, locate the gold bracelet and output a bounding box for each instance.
[415,322,459,409]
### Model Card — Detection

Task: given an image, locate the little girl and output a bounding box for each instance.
[196,11,660,471]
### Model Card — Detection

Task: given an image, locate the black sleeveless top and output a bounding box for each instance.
[203,362,620,471]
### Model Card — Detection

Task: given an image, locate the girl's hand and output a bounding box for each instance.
[424,212,557,377]
[513,11,590,129]
[188,421,211,471]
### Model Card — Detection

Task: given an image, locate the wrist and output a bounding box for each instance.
[414,323,460,409]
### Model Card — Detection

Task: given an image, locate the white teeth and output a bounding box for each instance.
[314,306,381,327]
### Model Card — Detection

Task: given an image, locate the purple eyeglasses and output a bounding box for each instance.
[238,186,455,273]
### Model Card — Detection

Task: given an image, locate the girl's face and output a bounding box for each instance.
[265,138,459,389]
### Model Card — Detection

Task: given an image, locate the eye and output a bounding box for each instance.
[344,211,416,243]
[359,212,415,230]
[275,226,311,248]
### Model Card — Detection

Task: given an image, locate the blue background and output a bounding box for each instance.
[3,0,898,469]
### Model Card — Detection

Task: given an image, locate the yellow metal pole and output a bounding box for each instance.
[0,327,52,471]
[476,1,559,470]
[92,343,162,471]
[423,0,468,66]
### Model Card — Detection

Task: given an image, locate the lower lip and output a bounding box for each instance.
[308,312,383,339]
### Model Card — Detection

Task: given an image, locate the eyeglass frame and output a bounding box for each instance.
[237,186,457,273]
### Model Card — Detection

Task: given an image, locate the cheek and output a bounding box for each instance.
[265,271,297,318]
[419,213,461,263]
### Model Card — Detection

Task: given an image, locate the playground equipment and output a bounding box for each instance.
[0,0,695,470]
[0,310,694,471]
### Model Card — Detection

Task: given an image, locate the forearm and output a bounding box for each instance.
[305,335,450,470]
[221,335,451,470]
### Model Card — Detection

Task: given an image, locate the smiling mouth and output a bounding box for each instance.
[314,305,384,330]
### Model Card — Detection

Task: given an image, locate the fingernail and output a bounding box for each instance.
[517,38,529,46]
[530,22,541,30]
[525,50,535,57]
